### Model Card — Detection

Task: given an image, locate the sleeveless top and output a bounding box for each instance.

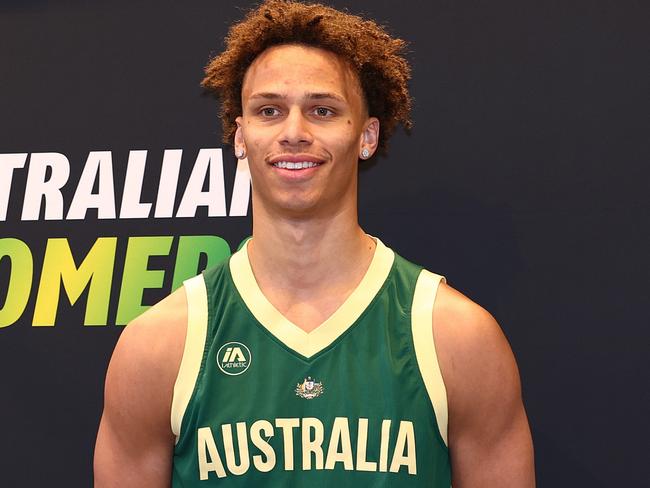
[171,238,451,487]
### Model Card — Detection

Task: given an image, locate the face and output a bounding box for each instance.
[236,44,379,218]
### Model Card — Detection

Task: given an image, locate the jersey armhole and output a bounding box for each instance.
[411,269,449,447]
[170,274,209,443]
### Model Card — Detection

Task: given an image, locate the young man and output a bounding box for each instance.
[94,1,535,486]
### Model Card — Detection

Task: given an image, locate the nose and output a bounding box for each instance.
[279,107,313,146]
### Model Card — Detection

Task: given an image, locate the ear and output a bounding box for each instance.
[234,116,245,153]
[360,117,380,158]
[233,117,248,159]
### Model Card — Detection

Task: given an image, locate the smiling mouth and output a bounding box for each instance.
[272,161,322,169]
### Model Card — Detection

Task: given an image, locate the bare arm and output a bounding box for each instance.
[94,289,187,487]
[434,283,535,487]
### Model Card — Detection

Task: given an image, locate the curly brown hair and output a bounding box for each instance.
[202,0,412,152]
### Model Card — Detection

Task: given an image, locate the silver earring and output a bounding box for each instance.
[236,148,246,159]
[361,148,370,159]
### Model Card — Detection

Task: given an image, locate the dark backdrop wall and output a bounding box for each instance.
[0,0,647,485]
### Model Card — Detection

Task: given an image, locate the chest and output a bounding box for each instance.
[171,254,451,486]
[176,298,441,484]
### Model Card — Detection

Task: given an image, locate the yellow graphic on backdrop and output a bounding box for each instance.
[0,235,233,327]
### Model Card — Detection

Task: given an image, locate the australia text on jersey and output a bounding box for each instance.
[197,417,417,480]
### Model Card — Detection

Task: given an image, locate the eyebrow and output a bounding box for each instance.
[248,92,346,103]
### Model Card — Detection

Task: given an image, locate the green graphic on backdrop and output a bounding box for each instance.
[0,235,234,328]
[0,238,33,326]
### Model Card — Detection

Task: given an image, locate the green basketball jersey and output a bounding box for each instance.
[171,238,451,487]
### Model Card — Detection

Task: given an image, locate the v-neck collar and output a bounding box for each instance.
[229,237,395,359]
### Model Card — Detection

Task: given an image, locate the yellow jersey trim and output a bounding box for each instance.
[171,274,208,442]
[230,238,395,358]
[411,269,449,446]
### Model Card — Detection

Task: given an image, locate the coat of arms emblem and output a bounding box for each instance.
[295,376,324,399]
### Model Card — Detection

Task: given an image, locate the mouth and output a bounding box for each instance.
[268,155,325,171]
[271,160,322,170]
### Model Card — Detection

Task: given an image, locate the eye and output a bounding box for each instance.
[260,107,280,117]
[313,107,334,117]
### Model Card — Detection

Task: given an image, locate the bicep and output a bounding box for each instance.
[434,285,535,487]
[94,410,173,487]
[94,302,185,487]
[449,388,534,487]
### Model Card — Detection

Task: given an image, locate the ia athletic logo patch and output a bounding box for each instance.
[217,342,252,376]
[295,376,324,399]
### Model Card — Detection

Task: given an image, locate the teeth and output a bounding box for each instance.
[273,161,319,169]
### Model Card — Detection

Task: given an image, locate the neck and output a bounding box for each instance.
[248,200,374,295]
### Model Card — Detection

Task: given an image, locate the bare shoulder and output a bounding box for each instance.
[110,287,188,387]
[116,287,188,372]
[433,281,503,343]
[432,281,518,407]
[104,287,188,427]
[94,287,188,486]
[432,281,535,487]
